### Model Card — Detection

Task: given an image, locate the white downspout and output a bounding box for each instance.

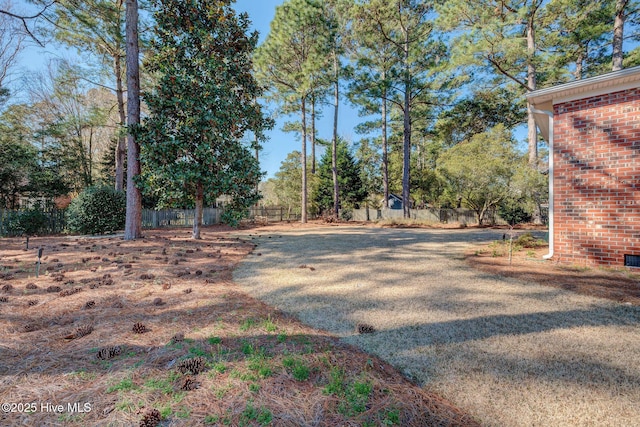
[531,107,554,260]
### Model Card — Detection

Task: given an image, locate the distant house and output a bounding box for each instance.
[384,194,404,210]
[527,66,640,267]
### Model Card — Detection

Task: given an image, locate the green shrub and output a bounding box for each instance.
[7,207,49,236]
[514,232,546,248]
[498,201,532,226]
[67,186,126,235]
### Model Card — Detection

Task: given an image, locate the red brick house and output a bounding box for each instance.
[527,66,640,267]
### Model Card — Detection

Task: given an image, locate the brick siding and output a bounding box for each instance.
[553,88,640,266]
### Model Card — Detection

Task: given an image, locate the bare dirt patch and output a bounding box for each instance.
[0,226,476,426]
[466,238,640,306]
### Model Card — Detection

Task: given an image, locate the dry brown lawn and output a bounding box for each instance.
[0,226,476,426]
[233,223,640,427]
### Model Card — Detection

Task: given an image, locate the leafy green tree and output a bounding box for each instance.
[254,0,333,223]
[355,137,382,209]
[437,125,521,225]
[313,138,365,214]
[272,151,303,218]
[140,0,271,237]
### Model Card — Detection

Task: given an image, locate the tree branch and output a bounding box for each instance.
[0,1,57,47]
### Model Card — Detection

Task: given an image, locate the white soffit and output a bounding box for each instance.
[526,66,640,108]
[526,66,640,141]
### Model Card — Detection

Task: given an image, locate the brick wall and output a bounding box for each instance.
[553,88,640,266]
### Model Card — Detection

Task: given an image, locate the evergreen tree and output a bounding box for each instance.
[254,0,333,223]
[352,0,444,218]
[139,0,271,237]
[313,139,365,214]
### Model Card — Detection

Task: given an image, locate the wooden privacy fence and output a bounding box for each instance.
[0,209,67,236]
[141,207,300,228]
[350,207,508,225]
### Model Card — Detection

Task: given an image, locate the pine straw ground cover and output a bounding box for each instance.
[0,227,476,427]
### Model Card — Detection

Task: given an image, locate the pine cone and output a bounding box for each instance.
[356,323,376,334]
[152,297,164,306]
[181,376,199,391]
[27,300,39,307]
[170,332,184,344]
[177,357,206,375]
[59,287,82,297]
[46,285,62,293]
[1,284,13,293]
[139,408,161,427]
[0,296,8,302]
[26,283,38,290]
[84,300,96,309]
[24,323,39,332]
[132,322,147,334]
[73,325,93,339]
[162,283,171,290]
[183,288,192,294]
[96,346,122,360]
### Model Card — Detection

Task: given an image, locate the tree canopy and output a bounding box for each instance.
[139,0,272,237]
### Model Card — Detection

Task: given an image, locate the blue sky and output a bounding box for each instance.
[10,0,363,179]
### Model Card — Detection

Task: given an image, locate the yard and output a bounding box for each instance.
[2,222,639,426]
[0,226,475,426]
[233,223,640,427]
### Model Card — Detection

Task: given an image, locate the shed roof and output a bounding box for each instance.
[526,66,640,141]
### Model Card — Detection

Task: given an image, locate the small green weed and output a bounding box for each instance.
[262,316,277,332]
[240,318,256,331]
[381,408,401,425]
[282,356,310,381]
[188,346,208,358]
[277,332,287,343]
[176,406,191,419]
[241,341,255,355]
[107,376,138,393]
[208,336,222,345]
[239,401,272,426]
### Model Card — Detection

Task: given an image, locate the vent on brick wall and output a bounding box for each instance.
[624,255,640,268]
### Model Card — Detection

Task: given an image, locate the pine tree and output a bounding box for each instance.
[313,138,365,215]
[254,0,332,223]
[139,0,271,237]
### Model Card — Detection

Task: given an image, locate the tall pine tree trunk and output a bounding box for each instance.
[311,93,316,174]
[193,181,203,239]
[526,14,542,225]
[124,0,142,240]
[381,81,389,209]
[402,30,411,219]
[332,51,340,220]
[612,0,627,71]
[526,15,538,165]
[301,96,308,224]
[114,53,126,192]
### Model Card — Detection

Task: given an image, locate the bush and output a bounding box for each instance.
[514,232,546,248]
[5,207,49,236]
[67,186,126,234]
[498,200,532,226]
